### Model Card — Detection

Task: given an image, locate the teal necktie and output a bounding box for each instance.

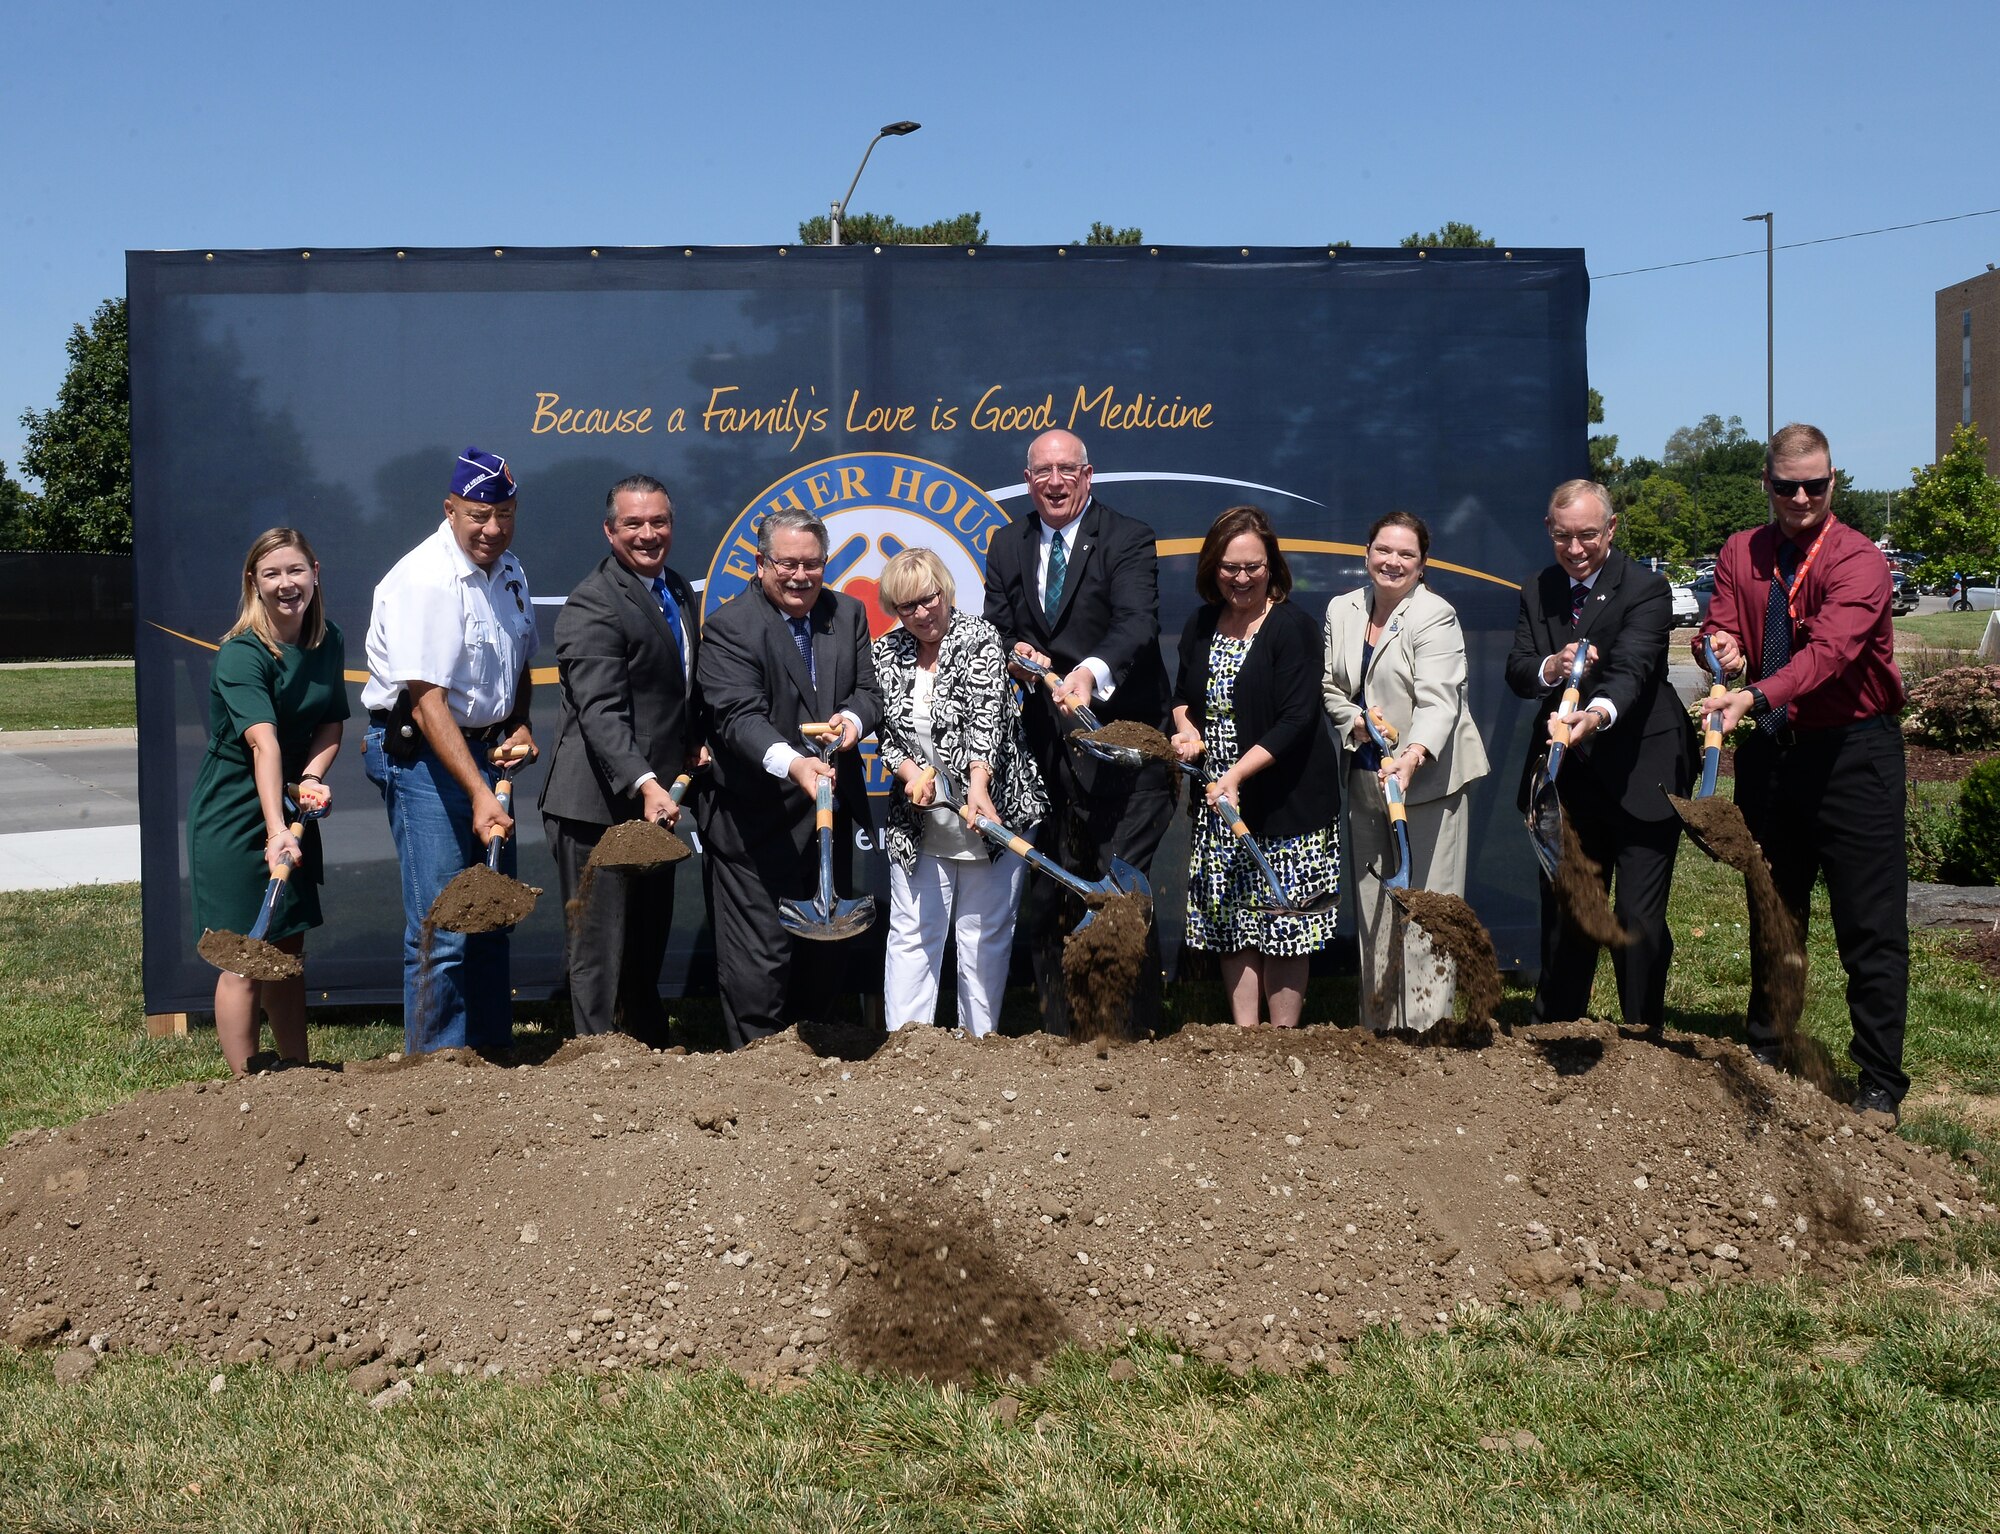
[1044,531,1068,620]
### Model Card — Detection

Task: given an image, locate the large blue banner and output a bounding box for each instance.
[129,243,1589,1013]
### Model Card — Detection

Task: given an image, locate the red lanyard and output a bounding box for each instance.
[1779,519,1832,621]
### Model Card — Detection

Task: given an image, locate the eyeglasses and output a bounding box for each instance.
[893,589,945,618]
[1769,475,1832,499]
[762,555,827,574]
[1549,526,1610,548]
[1025,461,1089,483]
[1218,561,1268,579]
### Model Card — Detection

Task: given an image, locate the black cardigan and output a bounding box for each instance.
[1170,598,1342,838]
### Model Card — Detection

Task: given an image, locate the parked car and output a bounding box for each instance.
[1670,582,1699,626]
[1890,570,1917,616]
[1688,569,1716,623]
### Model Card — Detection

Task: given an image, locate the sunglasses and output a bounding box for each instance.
[1770,475,1832,499]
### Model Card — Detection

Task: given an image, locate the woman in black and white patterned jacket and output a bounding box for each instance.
[872,547,1049,1036]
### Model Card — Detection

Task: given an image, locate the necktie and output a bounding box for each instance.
[1758,540,1800,736]
[651,575,685,668]
[1569,580,1589,626]
[1044,530,1068,620]
[789,616,816,688]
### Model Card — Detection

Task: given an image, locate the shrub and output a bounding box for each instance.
[1907,783,1962,883]
[1943,758,2000,886]
[1904,664,2000,752]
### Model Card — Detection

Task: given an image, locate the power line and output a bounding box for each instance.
[1594,205,2000,279]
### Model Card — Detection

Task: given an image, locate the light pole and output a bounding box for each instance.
[1743,212,1773,443]
[830,121,921,245]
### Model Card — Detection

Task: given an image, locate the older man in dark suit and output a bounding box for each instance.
[1504,478,1696,1034]
[539,474,703,1047]
[696,505,883,1049]
[982,428,1173,1035]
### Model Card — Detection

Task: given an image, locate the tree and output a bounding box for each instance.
[797,211,988,245]
[1399,222,1494,249]
[1614,474,1693,563]
[1663,412,1752,470]
[1898,422,2000,581]
[17,297,131,552]
[0,458,35,548]
[1082,222,1143,245]
[1586,386,1623,485]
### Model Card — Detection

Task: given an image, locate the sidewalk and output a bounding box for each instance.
[0,726,140,891]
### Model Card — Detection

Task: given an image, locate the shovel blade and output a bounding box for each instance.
[1105,858,1151,899]
[1525,781,1563,883]
[779,894,877,942]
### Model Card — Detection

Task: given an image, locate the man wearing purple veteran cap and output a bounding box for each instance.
[363,447,540,1054]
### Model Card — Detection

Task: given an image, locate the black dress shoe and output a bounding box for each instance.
[1748,1044,1783,1069]
[1853,1086,1901,1124]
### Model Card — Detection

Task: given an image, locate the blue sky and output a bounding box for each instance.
[4,0,1996,490]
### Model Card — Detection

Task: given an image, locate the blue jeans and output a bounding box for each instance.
[363,726,514,1054]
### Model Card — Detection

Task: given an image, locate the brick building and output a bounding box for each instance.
[1937,265,2000,474]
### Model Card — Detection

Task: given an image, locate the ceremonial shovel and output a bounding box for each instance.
[428,744,540,934]
[1014,651,1181,769]
[1209,792,1337,916]
[1361,709,1414,893]
[196,785,325,980]
[1672,637,1755,865]
[935,768,1149,934]
[1525,643,1590,881]
[776,724,877,942]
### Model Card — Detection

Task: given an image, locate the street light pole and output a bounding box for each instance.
[830,121,921,246]
[1743,212,1773,442]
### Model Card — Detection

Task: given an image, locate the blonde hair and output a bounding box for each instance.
[876,547,956,615]
[1767,422,1831,468]
[223,528,326,657]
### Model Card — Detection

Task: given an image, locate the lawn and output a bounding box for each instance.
[2,878,1997,1531]
[0,662,136,731]
[1896,610,1994,652]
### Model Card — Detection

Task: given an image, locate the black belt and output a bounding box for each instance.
[1754,713,1892,751]
[368,708,506,745]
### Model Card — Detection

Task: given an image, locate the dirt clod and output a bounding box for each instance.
[1390,889,1502,1027]
[1062,894,1154,1041]
[1076,720,1180,764]
[424,865,541,935]
[586,820,691,871]
[196,930,301,983]
[1553,822,1628,948]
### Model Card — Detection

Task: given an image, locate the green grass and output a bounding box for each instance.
[0,662,136,731]
[3,882,1999,1531]
[1896,610,1994,651]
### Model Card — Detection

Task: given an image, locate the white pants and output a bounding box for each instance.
[883,853,1027,1037]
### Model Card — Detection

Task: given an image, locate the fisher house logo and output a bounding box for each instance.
[703,452,1011,797]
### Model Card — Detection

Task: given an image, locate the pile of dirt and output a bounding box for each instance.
[1076,720,1181,765]
[1062,893,1154,1041]
[1391,889,1502,1026]
[587,821,690,871]
[195,930,300,983]
[424,865,541,935]
[4,1026,1987,1387]
[1552,821,1629,948]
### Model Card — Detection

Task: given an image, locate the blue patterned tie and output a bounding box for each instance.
[1044,530,1068,620]
[1758,540,1799,736]
[789,616,816,687]
[1569,581,1588,627]
[651,575,685,668]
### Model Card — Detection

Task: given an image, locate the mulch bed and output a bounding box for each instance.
[1713,744,1996,785]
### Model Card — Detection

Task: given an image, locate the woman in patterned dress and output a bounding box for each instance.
[1169,506,1342,1027]
[185,529,348,1074]
[872,547,1048,1036]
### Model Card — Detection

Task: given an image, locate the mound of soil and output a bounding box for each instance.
[12,1024,1980,1386]
[425,866,542,935]
[587,821,691,871]
[1076,720,1180,765]
[1062,893,1154,1041]
[1390,890,1502,1026]
[195,930,301,983]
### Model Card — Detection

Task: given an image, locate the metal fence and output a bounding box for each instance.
[0,551,135,660]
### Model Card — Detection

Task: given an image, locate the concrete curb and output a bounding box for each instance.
[0,728,139,750]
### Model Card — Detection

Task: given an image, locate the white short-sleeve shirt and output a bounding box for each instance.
[362,520,536,727]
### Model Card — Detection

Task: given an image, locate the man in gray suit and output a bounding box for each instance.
[695,505,882,1049]
[539,474,703,1047]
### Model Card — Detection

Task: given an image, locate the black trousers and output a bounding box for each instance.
[544,814,678,1048]
[1735,717,1909,1101]
[1021,753,1175,1037]
[702,822,853,1050]
[1531,770,1682,1031]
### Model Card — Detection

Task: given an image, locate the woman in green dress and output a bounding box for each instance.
[187,528,349,1074]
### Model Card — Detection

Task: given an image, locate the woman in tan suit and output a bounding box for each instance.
[1323,511,1489,1031]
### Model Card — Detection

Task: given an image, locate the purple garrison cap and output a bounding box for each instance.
[450,447,517,504]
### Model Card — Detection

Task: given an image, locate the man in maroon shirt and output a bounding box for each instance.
[1700,422,1907,1121]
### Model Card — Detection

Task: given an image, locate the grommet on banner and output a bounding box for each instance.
[1150,248,1159,255]
[779,248,787,256]
[874,246,882,254]
[493,249,503,258]
[1417,250,1428,259]
[396,251,406,259]
[204,253,213,261]
[967,248,976,256]
[301,251,311,260]
[1504,251,1514,259]
[1241,248,1249,257]
[1058,248,1068,256]
[1328,249,1338,258]
[681,249,690,257]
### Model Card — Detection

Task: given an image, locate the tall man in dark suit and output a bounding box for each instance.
[539,475,703,1047]
[982,428,1174,1035]
[695,505,883,1049]
[1505,478,1696,1033]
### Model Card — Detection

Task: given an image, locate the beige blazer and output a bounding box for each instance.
[1322,583,1489,805]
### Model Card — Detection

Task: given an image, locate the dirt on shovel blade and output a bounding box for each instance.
[426,864,541,935]
[1390,889,1502,1032]
[1076,719,1181,764]
[1554,820,1629,948]
[1062,892,1154,1041]
[1669,794,1819,1085]
[195,929,301,982]
[587,819,691,870]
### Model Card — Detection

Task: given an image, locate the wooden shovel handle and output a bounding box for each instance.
[271,818,305,882]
